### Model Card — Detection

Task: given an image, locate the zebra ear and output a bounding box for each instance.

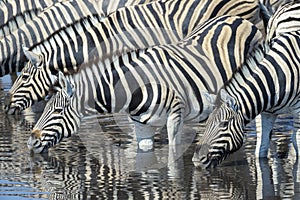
[22,46,42,66]
[202,91,216,107]
[57,72,73,97]
[220,89,238,111]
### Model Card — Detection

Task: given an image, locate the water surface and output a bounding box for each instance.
[0,75,300,199]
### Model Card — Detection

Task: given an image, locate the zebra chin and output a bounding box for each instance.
[192,144,226,169]
[193,153,224,169]
[4,98,28,115]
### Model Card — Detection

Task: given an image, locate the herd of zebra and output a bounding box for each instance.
[1,0,300,169]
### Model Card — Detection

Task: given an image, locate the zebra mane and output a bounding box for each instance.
[76,47,141,75]
[215,42,268,108]
[233,41,267,78]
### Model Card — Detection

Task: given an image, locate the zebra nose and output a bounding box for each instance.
[4,93,12,106]
[31,129,42,139]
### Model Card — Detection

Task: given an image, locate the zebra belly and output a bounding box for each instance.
[276,99,300,115]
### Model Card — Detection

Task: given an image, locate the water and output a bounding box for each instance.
[1,75,300,200]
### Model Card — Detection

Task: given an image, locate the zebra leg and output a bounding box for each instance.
[255,112,277,157]
[255,158,276,199]
[292,113,300,156]
[166,98,185,147]
[133,121,157,152]
[167,111,184,178]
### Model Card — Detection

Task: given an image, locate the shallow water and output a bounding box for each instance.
[1,75,300,200]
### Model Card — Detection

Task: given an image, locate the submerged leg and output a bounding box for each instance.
[166,98,185,147]
[292,113,300,156]
[133,121,158,152]
[255,112,277,157]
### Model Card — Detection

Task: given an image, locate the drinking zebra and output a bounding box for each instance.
[26,15,264,153]
[4,0,269,114]
[193,2,300,168]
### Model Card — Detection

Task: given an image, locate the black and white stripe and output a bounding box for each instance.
[0,0,49,39]
[0,0,62,26]
[266,2,300,43]
[26,15,264,153]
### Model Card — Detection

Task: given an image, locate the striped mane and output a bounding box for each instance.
[214,42,268,108]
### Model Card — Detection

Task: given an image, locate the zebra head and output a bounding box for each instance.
[28,72,79,153]
[4,47,57,114]
[193,89,244,168]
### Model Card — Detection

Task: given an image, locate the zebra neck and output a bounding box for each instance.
[224,44,274,125]
[30,14,104,73]
[225,32,300,124]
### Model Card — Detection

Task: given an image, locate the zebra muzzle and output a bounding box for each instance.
[4,93,11,107]
[4,94,23,115]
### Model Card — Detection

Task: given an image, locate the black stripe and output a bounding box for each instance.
[132,84,154,117]
[227,18,243,72]
[181,0,200,35]
[210,0,229,18]
[168,0,181,37]
[97,75,112,113]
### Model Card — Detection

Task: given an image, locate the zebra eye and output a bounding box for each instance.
[22,74,30,81]
[54,107,64,114]
[219,121,229,127]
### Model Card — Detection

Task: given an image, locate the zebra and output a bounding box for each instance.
[192,3,300,168]
[25,15,264,153]
[0,0,161,76]
[4,0,269,114]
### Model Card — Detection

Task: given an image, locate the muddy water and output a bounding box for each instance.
[0,75,299,199]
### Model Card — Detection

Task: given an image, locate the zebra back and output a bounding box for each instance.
[28,0,266,74]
